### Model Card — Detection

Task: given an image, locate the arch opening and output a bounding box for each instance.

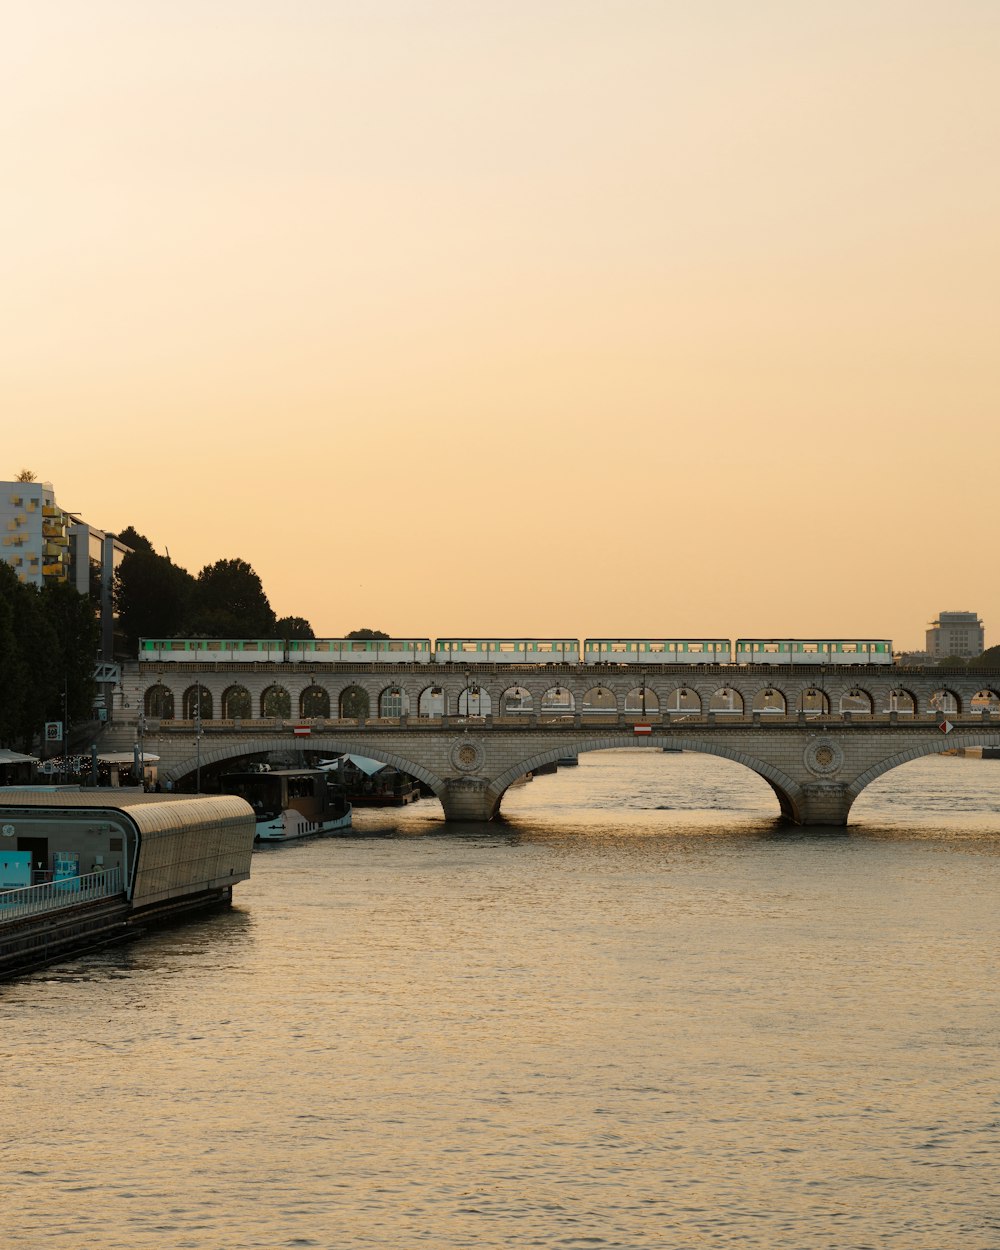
[751,687,786,716]
[183,685,213,720]
[499,686,533,718]
[300,685,330,718]
[339,686,370,719]
[261,685,291,719]
[222,685,251,720]
[144,684,174,719]
[625,686,660,717]
[796,687,830,716]
[378,686,411,718]
[709,687,744,716]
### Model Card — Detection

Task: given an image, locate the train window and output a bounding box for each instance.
[389,641,404,651]
[842,643,858,653]
[650,642,665,652]
[689,643,704,653]
[611,643,628,653]
[500,642,516,652]
[803,643,818,653]
[538,643,553,652]
[207,641,222,651]
[352,641,368,652]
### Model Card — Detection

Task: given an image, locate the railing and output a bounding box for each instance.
[0,868,123,922]
[116,711,998,737]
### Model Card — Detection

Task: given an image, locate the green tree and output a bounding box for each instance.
[969,644,1000,669]
[190,558,277,637]
[346,627,390,639]
[116,526,155,554]
[41,581,101,725]
[115,549,195,652]
[276,615,315,640]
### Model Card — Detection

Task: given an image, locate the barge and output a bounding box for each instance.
[0,790,256,980]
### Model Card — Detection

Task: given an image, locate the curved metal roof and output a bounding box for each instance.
[0,790,254,836]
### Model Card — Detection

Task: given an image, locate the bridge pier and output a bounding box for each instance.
[793,782,854,827]
[439,778,499,823]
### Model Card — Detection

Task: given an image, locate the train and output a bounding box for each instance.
[138,637,895,667]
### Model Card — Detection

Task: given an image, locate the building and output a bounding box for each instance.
[1,480,71,586]
[1,478,132,671]
[925,611,985,660]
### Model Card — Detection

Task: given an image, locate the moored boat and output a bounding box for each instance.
[219,768,352,842]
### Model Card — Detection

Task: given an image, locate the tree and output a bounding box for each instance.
[347,627,390,639]
[41,581,100,725]
[116,526,155,554]
[15,469,37,482]
[115,549,195,652]
[938,655,967,668]
[276,615,315,640]
[969,644,1000,670]
[189,558,277,637]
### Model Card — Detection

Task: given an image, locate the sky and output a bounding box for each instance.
[3,1,998,651]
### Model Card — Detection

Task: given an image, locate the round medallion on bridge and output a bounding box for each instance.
[804,738,844,776]
[450,737,484,774]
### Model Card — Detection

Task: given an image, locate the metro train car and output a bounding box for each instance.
[139,638,286,662]
[584,639,732,665]
[734,639,894,666]
[138,634,896,668]
[433,638,581,664]
[287,638,433,663]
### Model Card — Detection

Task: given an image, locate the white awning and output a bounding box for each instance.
[0,749,39,765]
[96,752,161,764]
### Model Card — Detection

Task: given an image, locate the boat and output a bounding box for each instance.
[219,768,352,842]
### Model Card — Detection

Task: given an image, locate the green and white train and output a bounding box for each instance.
[139,636,894,667]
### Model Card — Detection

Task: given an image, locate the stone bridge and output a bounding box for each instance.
[97,661,1000,826]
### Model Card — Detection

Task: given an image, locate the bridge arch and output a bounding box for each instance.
[162,736,449,800]
[485,735,805,823]
[847,730,1000,806]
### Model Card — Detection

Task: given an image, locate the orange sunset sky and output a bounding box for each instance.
[4,2,998,651]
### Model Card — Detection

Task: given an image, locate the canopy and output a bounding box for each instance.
[96,751,161,764]
[0,748,39,765]
[320,753,388,777]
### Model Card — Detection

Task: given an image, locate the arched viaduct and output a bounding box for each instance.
[99,661,1000,826]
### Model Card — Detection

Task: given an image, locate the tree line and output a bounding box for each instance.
[0,561,100,749]
[113,527,386,653]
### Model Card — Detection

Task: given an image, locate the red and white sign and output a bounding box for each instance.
[293,725,312,737]
[939,720,954,735]
[634,723,652,735]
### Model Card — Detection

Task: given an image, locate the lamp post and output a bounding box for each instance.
[194,678,203,793]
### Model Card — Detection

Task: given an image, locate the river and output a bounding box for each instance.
[4,750,999,1249]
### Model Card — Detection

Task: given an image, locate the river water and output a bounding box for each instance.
[4,751,999,1249]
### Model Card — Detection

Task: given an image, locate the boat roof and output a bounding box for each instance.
[0,790,253,836]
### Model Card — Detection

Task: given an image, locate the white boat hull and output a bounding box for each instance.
[255,805,352,842]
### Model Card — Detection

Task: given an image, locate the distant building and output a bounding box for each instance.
[1,479,73,586]
[1,479,130,593]
[925,611,985,660]
[1,479,132,665]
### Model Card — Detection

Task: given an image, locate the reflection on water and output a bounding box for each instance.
[4,751,999,1249]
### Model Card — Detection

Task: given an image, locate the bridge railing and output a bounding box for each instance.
[136,710,996,733]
